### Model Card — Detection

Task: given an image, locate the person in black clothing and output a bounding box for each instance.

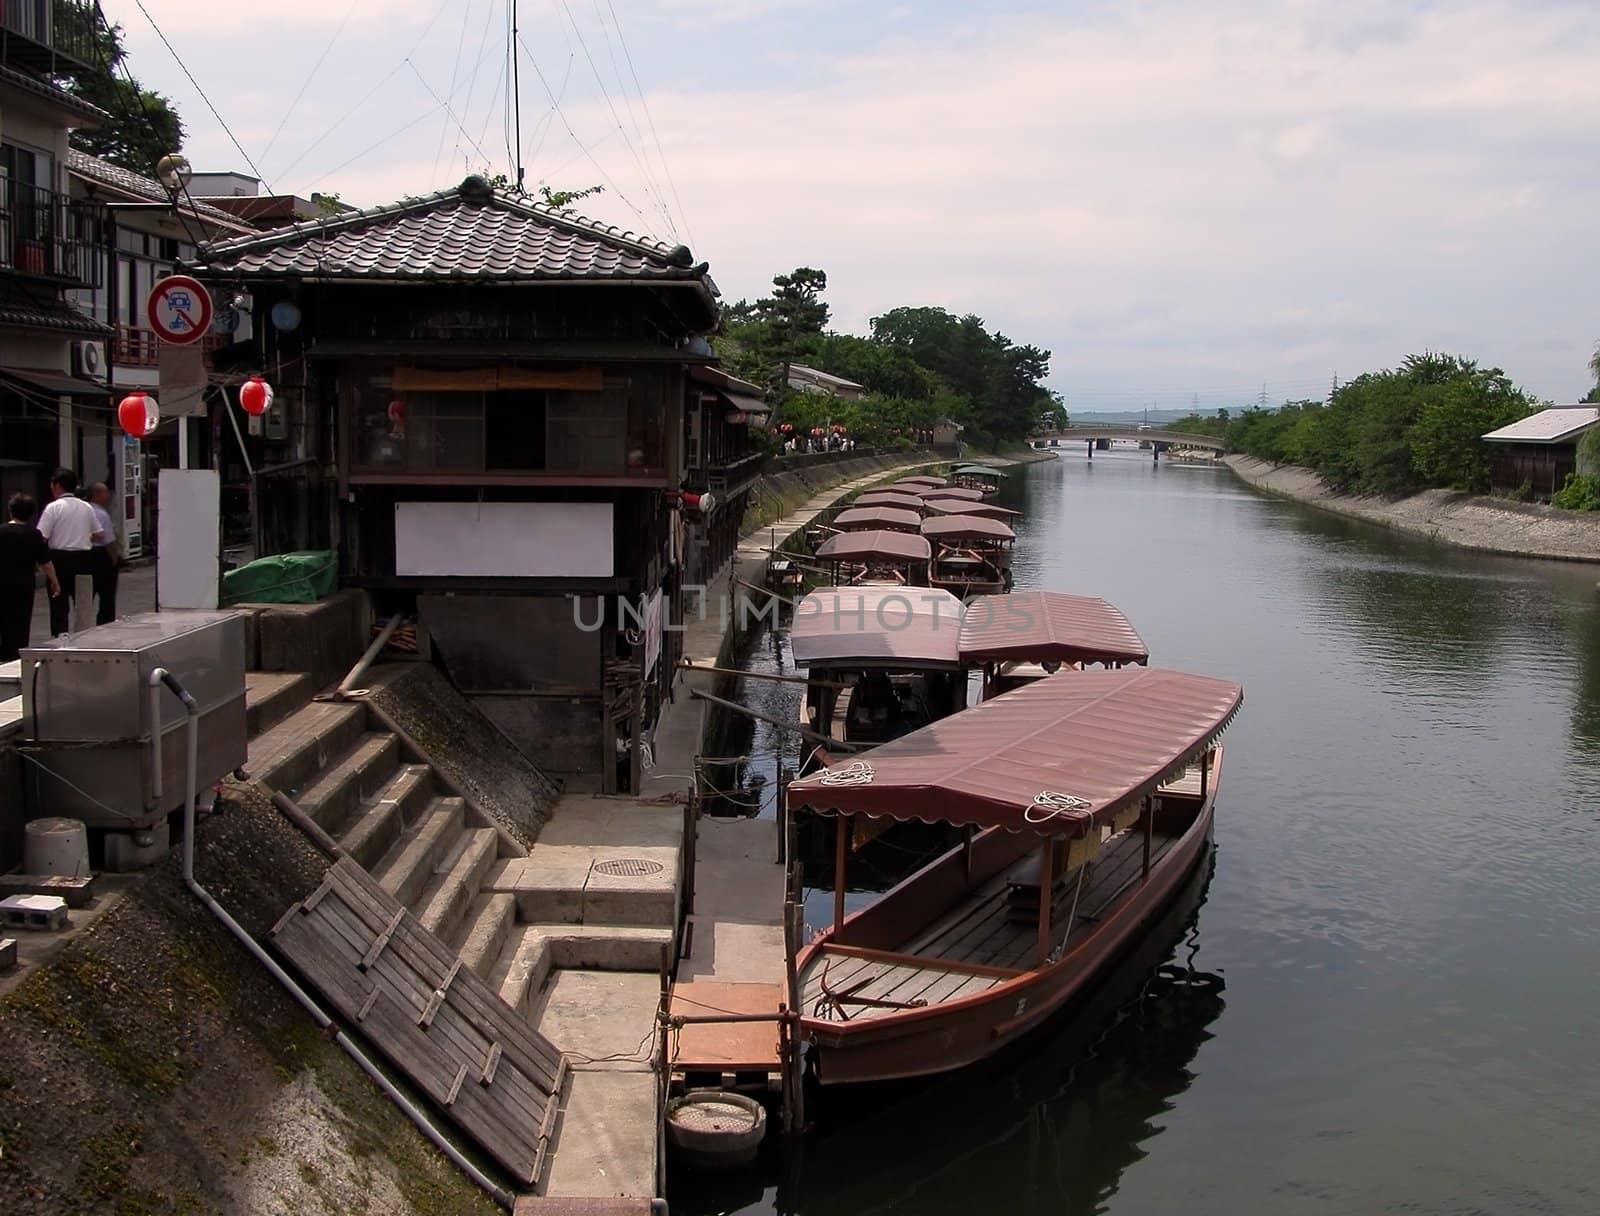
[0,494,60,661]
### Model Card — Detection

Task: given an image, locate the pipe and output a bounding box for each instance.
[336,614,401,698]
[162,667,516,1210]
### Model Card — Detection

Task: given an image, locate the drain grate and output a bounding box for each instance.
[592,858,665,878]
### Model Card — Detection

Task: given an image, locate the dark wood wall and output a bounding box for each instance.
[1489,444,1576,501]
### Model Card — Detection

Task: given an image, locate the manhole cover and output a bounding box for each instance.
[593,858,665,878]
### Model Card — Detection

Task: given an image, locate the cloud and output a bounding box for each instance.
[114,0,1600,404]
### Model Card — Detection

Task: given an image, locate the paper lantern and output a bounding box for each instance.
[239,375,272,416]
[117,391,159,438]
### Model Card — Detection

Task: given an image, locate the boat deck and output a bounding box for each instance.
[801,827,1180,1022]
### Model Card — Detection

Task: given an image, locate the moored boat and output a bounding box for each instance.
[920,499,1023,524]
[951,464,1007,496]
[785,666,1243,1086]
[814,529,932,587]
[959,589,1148,697]
[831,506,924,535]
[921,515,1015,597]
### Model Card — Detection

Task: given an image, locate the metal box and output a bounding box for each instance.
[20,612,247,829]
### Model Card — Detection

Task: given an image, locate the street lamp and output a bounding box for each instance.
[155,153,192,196]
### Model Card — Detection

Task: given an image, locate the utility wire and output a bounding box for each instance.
[431,0,477,186]
[454,0,502,176]
[260,0,361,163]
[406,60,498,171]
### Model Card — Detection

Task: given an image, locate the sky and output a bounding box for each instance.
[104,0,1600,410]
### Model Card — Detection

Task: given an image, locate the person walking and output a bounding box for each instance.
[0,493,60,661]
[87,481,120,625]
[37,468,99,637]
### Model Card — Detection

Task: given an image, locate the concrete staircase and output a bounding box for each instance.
[243,671,680,1201]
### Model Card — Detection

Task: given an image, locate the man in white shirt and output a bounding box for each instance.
[37,468,101,636]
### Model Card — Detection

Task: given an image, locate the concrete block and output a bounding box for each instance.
[0,936,15,970]
[253,589,368,689]
[484,855,587,924]
[513,1197,655,1215]
[1,893,68,931]
[581,851,679,929]
[102,820,171,873]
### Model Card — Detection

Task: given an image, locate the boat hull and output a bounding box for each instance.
[798,776,1219,1086]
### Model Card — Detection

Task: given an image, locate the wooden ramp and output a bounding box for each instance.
[271,858,567,1187]
[669,980,782,1073]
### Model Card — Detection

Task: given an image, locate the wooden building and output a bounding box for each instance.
[1482,407,1599,501]
[190,175,743,792]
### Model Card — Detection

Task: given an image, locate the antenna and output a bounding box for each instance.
[511,0,525,191]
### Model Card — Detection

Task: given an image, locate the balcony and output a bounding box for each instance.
[0,180,103,285]
[113,323,158,367]
[1,0,99,73]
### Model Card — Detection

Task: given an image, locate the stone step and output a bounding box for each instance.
[296,733,400,832]
[489,924,675,1014]
[247,700,367,794]
[415,828,500,944]
[482,844,679,929]
[243,671,313,736]
[372,796,465,910]
[455,892,516,979]
[338,763,432,870]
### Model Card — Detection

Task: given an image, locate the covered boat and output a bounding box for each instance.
[918,486,985,503]
[853,491,928,512]
[893,475,948,489]
[787,666,1243,1085]
[951,464,1007,495]
[814,529,932,586]
[960,590,1148,696]
[920,499,1023,523]
[831,506,924,535]
[921,516,1015,597]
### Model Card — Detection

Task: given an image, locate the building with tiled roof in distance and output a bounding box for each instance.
[184,170,352,231]
[787,363,864,400]
[0,1,110,512]
[189,173,751,792]
[1482,406,1600,501]
[64,151,259,556]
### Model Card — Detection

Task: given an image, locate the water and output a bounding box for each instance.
[676,450,1600,1215]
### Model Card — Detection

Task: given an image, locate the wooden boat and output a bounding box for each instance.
[814,530,932,588]
[951,464,1007,496]
[790,586,967,750]
[917,486,985,504]
[831,506,924,535]
[892,475,947,489]
[853,491,928,513]
[921,516,1015,597]
[786,666,1243,1086]
[958,590,1148,697]
[920,499,1023,524]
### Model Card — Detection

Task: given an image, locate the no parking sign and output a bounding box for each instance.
[146,274,213,345]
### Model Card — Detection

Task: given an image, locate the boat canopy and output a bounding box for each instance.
[815,529,933,564]
[954,465,1007,478]
[791,587,965,668]
[921,516,1016,543]
[958,591,1148,667]
[893,475,947,488]
[922,500,1023,520]
[853,491,927,512]
[833,506,924,533]
[786,667,1242,835]
[919,487,985,502]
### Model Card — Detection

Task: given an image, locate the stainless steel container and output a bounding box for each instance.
[19,612,247,829]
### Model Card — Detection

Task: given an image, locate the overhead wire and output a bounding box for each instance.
[453,0,504,177]
[524,53,575,179]
[405,59,499,174]
[431,0,478,186]
[260,0,362,163]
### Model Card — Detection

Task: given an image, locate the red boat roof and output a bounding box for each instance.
[921,516,1017,542]
[918,487,985,502]
[815,529,933,563]
[853,492,927,511]
[958,591,1148,667]
[787,667,1241,835]
[790,587,965,668]
[922,500,1023,520]
[833,506,924,533]
[893,475,947,488]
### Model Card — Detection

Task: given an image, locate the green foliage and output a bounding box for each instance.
[62,21,185,175]
[1553,473,1600,511]
[1577,425,1600,478]
[538,183,604,209]
[1226,354,1541,496]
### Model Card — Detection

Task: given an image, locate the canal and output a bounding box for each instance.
[674,448,1600,1215]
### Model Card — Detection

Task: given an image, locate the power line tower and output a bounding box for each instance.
[1329,371,1339,401]
[1257,382,1269,409]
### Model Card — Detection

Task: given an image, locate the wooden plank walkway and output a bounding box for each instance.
[271,858,567,1187]
[669,980,783,1072]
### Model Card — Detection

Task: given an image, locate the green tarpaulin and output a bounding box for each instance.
[222,551,338,605]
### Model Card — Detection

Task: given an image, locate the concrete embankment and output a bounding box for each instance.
[1223,455,1600,564]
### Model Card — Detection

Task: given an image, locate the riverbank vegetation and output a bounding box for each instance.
[1170,354,1541,496]
[715,268,1065,448]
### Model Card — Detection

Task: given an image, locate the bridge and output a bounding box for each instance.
[1033,423,1226,460]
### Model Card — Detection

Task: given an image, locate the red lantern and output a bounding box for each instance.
[239,374,272,416]
[117,391,159,438]
[779,422,793,434]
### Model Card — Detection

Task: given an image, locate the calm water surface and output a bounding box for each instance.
[675,450,1600,1216]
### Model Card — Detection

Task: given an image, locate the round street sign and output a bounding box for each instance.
[146,275,214,345]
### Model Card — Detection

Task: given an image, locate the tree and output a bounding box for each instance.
[756,267,830,366]
[62,21,185,175]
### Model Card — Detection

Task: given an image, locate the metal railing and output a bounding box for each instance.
[0,0,99,70]
[0,180,104,285]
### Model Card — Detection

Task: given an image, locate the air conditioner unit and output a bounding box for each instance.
[71,339,103,379]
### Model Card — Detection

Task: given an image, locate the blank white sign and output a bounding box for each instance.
[394,501,615,578]
[157,469,220,609]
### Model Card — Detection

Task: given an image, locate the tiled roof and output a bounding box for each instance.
[0,65,109,124]
[0,280,108,336]
[66,150,254,232]
[191,176,713,290]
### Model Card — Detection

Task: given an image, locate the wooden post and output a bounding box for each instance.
[1200,749,1210,798]
[782,896,805,1134]
[1142,795,1153,879]
[833,815,849,933]
[1035,839,1054,967]
[72,572,93,635]
[776,763,791,865]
